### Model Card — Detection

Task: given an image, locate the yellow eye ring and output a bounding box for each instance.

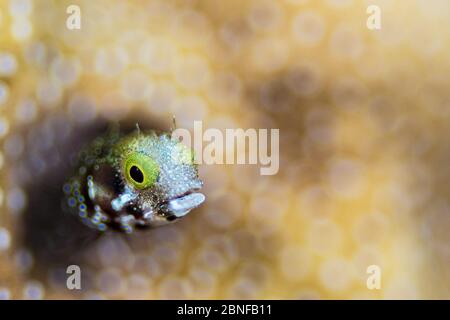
[123,153,159,189]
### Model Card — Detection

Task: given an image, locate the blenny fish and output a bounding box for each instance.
[63,126,205,233]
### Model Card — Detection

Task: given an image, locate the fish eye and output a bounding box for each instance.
[129,165,144,183]
[123,153,159,189]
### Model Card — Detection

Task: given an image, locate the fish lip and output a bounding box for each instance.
[164,191,206,218]
[159,187,201,206]
[139,189,205,225]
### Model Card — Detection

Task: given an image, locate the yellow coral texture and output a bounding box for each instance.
[0,0,449,299]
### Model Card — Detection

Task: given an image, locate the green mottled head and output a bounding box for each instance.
[64,128,204,233]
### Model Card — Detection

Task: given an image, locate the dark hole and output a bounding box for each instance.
[130,165,144,183]
[17,114,167,286]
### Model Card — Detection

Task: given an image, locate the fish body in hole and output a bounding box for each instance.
[63,127,205,233]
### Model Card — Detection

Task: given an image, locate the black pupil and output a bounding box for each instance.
[130,165,144,183]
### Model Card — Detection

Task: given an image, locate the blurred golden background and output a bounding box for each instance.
[0,0,449,299]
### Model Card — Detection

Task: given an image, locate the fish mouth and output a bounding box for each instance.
[138,191,205,226]
[164,191,206,219]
